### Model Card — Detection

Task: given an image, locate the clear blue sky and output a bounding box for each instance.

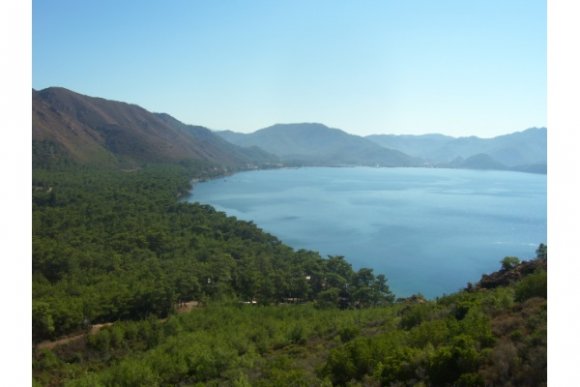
[33,0,546,137]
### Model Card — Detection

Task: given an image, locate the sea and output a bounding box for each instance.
[186,167,547,298]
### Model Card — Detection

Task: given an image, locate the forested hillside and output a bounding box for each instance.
[32,162,547,386]
[33,164,394,344]
[33,211,547,386]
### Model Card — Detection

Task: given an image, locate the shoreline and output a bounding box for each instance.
[184,166,546,299]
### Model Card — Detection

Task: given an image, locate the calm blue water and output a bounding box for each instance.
[187,167,547,298]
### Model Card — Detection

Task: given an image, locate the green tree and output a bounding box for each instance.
[325,256,353,283]
[317,288,341,308]
[536,243,547,260]
[373,274,395,305]
[32,301,55,341]
[501,256,520,271]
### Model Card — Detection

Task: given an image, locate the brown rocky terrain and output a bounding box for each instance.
[32,87,277,167]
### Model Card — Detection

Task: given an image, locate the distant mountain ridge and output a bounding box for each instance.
[366,127,546,173]
[217,123,420,167]
[33,87,545,173]
[32,87,278,168]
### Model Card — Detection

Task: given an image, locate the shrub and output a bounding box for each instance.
[515,271,547,302]
[339,325,361,343]
[399,303,438,330]
[428,335,481,385]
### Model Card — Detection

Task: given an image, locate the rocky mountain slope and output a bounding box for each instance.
[32,87,277,168]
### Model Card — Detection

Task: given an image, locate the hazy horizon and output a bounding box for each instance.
[215,120,546,139]
[33,1,546,138]
[33,84,545,139]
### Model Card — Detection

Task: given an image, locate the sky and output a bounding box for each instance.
[32,0,546,137]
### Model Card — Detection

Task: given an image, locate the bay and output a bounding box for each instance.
[187,167,547,298]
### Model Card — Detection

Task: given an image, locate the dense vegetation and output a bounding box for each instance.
[33,257,547,386]
[33,163,394,344]
[32,162,546,386]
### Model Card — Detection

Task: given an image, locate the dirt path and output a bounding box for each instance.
[36,302,200,350]
[36,323,114,350]
[175,301,199,313]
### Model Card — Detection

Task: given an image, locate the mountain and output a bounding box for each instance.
[217,123,419,167]
[365,133,455,158]
[445,153,507,170]
[366,127,547,173]
[153,113,279,166]
[33,87,544,173]
[32,87,278,168]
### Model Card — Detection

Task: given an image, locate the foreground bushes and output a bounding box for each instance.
[34,263,546,386]
[34,305,395,386]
